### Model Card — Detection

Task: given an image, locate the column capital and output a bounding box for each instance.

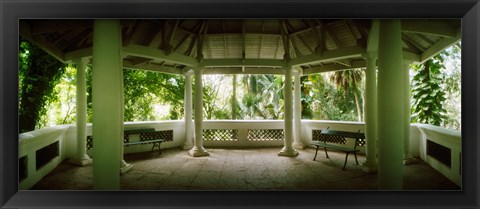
[193,65,205,73]
[293,66,303,76]
[184,69,194,76]
[362,52,378,60]
[74,57,90,65]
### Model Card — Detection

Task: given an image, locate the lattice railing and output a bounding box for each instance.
[312,130,346,144]
[247,129,284,141]
[86,130,174,149]
[139,130,173,142]
[312,129,366,146]
[86,136,93,150]
[203,129,238,141]
[427,139,451,168]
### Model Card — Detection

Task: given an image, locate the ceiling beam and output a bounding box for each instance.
[290,46,365,66]
[419,26,460,62]
[124,60,184,75]
[403,50,421,62]
[123,44,198,66]
[420,37,460,63]
[402,20,458,38]
[302,60,366,75]
[203,58,285,67]
[64,47,92,62]
[203,67,284,75]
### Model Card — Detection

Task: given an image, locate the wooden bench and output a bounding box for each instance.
[123,128,164,155]
[310,128,365,170]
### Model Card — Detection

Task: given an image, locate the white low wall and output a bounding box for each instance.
[414,124,461,186]
[19,125,70,189]
[202,120,285,147]
[18,120,461,189]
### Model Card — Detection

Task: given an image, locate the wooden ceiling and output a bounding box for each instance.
[19,19,461,75]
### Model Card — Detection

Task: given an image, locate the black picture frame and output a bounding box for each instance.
[1,0,479,208]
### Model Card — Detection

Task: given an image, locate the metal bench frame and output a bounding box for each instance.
[310,128,365,170]
[123,128,164,155]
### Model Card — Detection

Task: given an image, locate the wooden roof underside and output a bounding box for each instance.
[20,19,461,75]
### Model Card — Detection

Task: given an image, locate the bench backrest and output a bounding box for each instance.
[316,128,365,149]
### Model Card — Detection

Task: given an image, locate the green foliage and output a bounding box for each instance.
[123,69,185,121]
[328,69,365,121]
[41,65,77,126]
[239,75,284,119]
[18,39,65,132]
[411,54,448,126]
[307,74,358,121]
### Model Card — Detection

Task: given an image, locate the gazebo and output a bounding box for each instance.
[19,19,461,190]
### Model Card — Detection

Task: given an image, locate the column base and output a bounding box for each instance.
[278,147,299,157]
[361,162,378,173]
[183,143,193,150]
[403,154,417,165]
[293,142,305,150]
[120,160,134,175]
[69,156,92,166]
[189,147,210,157]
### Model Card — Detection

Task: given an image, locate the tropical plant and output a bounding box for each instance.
[410,53,448,126]
[327,68,365,122]
[18,39,65,132]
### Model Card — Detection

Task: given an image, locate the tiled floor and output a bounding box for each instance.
[31,147,460,190]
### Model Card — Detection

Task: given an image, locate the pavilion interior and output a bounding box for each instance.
[19,19,461,190]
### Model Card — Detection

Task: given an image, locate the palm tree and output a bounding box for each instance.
[329,68,365,122]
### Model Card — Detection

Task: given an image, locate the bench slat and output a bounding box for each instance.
[320,129,365,139]
[124,128,156,135]
[124,139,163,146]
[311,141,359,153]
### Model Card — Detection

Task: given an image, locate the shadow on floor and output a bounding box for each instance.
[31,147,460,190]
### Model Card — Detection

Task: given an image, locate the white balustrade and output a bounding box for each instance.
[18,120,461,189]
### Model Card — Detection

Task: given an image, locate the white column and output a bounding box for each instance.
[69,57,93,166]
[278,64,299,157]
[403,60,416,165]
[189,66,209,157]
[362,53,378,173]
[183,70,194,150]
[292,69,304,149]
[92,19,123,190]
[377,19,404,190]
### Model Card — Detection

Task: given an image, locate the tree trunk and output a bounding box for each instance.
[354,90,362,122]
[231,75,237,119]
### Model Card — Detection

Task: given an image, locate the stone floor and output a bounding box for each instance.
[31,147,460,190]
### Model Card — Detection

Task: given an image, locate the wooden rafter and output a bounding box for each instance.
[61,28,92,51]
[402,34,425,52]
[281,20,291,60]
[297,34,314,54]
[223,21,228,58]
[173,22,202,54]
[344,20,357,41]
[196,20,208,61]
[275,36,281,60]
[242,20,246,61]
[308,20,322,54]
[416,33,435,46]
